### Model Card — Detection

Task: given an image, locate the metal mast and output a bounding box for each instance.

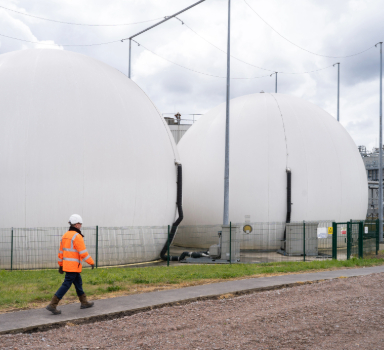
[377,42,383,242]
[333,63,340,122]
[123,0,206,79]
[223,0,231,225]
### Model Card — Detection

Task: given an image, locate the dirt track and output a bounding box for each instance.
[1,273,384,349]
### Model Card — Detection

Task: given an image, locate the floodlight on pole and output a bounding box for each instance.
[270,72,278,93]
[223,0,231,226]
[333,63,340,122]
[376,42,383,242]
[122,0,206,79]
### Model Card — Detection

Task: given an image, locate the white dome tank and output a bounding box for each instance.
[0,49,179,229]
[175,93,368,248]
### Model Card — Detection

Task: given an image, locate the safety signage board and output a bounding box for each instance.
[365,226,368,234]
[317,227,327,239]
[341,227,347,235]
[328,227,333,235]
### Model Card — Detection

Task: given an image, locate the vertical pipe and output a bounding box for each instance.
[128,39,132,79]
[303,221,306,262]
[167,225,170,267]
[95,225,99,268]
[229,221,232,264]
[378,42,383,243]
[11,227,13,271]
[223,0,231,226]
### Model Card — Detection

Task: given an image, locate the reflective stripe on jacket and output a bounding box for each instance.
[58,229,94,273]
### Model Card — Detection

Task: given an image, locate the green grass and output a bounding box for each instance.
[1,257,383,312]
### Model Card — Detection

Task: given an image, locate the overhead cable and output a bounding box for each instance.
[179,20,336,74]
[132,40,333,78]
[132,40,271,79]
[0,5,163,26]
[0,33,121,46]
[243,0,375,58]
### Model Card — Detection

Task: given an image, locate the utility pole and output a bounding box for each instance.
[376,42,383,242]
[122,0,206,79]
[270,72,278,93]
[333,63,340,122]
[223,0,231,226]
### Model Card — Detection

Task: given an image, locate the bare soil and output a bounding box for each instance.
[2,273,384,349]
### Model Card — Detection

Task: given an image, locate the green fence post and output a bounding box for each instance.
[95,226,99,268]
[332,222,337,260]
[303,221,306,262]
[359,221,363,259]
[229,222,232,264]
[167,225,170,267]
[10,227,13,271]
[376,219,380,255]
[347,222,351,260]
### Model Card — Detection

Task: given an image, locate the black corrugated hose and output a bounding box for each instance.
[160,164,209,262]
[160,164,184,261]
[283,168,292,240]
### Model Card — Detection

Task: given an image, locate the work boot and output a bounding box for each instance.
[46,295,61,315]
[79,294,94,309]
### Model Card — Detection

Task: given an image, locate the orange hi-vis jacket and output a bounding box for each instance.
[58,229,94,273]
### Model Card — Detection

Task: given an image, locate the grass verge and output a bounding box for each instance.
[1,257,384,313]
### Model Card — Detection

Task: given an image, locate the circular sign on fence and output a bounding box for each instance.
[243,225,253,234]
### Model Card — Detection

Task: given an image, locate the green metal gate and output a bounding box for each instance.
[332,221,364,260]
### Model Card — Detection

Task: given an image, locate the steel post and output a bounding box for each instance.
[376,218,380,255]
[128,39,132,79]
[11,227,13,271]
[229,221,232,264]
[303,221,306,262]
[377,42,384,243]
[122,0,206,79]
[333,63,340,122]
[95,226,99,268]
[223,0,231,225]
[167,225,170,267]
[275,72,277,93]
[359,221,363,259]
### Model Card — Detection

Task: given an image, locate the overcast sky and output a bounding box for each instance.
[0,0,383,150]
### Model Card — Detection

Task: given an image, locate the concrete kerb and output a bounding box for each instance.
[1,265,384,335]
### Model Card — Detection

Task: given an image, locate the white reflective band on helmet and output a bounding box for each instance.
[63,257,81,263]
[83,255,92,262]
[79,249,87,255]
[63,248,77,252]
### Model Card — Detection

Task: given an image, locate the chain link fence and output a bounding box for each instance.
[0,221,380,270]
[0,226,168,270]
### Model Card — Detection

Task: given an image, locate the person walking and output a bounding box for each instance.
[46,214,95,315]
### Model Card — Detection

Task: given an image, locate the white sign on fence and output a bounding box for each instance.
[317,227,328,239]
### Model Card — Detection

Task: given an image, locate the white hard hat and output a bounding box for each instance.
[69,214,83,225]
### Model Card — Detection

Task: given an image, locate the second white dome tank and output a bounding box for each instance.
[176,93,367,246]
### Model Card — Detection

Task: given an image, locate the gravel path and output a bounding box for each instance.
[2,273,384,349]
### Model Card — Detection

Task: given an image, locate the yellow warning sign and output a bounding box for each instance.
[328,227,333,235]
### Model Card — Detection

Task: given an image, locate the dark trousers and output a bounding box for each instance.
[55,272,85,299]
